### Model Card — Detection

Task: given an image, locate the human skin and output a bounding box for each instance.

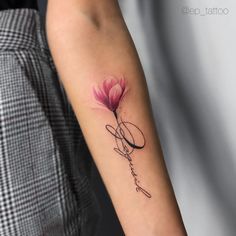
[46,0,187,235]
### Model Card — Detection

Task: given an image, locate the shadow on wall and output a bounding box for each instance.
[119,1,236,236]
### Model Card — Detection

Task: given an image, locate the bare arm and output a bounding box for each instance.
[46,0,187,235]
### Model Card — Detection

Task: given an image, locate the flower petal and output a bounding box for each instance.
[103,77,117,96]
[93,87,110,108]
[108,84,123,111]
[119,77,126,92]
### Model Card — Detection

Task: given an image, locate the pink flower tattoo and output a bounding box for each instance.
[93,75,151,199]
[93,76,127,117]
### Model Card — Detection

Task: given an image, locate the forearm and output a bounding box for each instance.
[46,1,187,235]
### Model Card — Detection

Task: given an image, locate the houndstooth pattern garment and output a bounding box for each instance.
[0,8,101,236]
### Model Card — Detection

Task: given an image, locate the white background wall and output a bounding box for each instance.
[119,0,236,235]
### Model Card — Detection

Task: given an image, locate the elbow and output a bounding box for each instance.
[46,0,123,33]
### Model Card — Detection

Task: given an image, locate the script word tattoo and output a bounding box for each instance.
[93,76,151,198]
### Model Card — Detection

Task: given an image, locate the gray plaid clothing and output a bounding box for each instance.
[0,8,101,236]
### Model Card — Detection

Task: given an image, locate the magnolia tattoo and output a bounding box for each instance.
[93,76,151,198]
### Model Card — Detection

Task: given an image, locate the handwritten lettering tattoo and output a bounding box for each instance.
[93,76,151,198]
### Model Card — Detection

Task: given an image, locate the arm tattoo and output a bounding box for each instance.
[93,76,152,198]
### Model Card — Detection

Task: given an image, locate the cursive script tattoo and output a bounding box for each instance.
[93,76,151,198]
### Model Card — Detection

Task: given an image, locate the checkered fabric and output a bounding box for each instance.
[0,8,101,236]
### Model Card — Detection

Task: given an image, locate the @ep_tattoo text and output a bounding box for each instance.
[93,76,151,198]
